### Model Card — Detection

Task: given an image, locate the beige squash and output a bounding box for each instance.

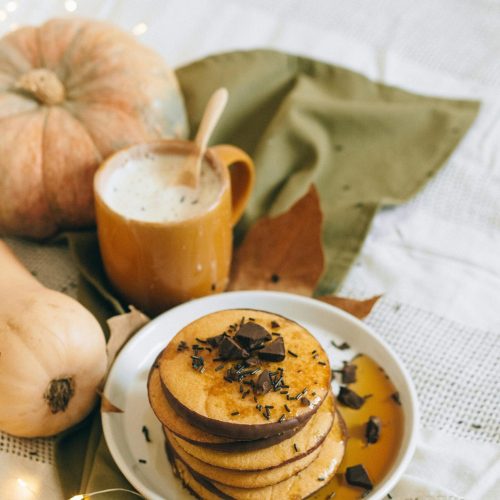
[0,240,107,437]
[0,18,188,238]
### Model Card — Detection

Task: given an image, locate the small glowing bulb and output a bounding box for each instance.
[69,495,84,500]
[5,1,17,12]
[132,22,148,36]
[0,9,6,21]
[64,0,77,12]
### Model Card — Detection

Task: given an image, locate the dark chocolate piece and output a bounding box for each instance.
[218,336,249,360]
[330,340,350,350]
[258,336,285,362]
[338,386,365,409]
[142,425,151,443]
[301,397,311,407]
[365,416,381,444]
[235,322,272,349]
[391,391,401,405]
[345,464,373,490]
[254,370,273,395]
[333,362,358,384]
[271,320,280,328]
[206,333,227,348]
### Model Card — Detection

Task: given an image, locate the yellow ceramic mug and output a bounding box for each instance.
[94,140,255,315]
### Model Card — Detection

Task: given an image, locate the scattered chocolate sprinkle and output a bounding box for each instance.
[242,390,250,399]
[301,397,311,407]
[284,404,291,412]
[258,337,286,362]
[256,404,262,411]
[312,391,316,396]
[272,332,281,336]
[471,423,482,429]
[191,355,205,373]
[141,425,151,443]
[218,336,249,360]
[312,353,319,359]
[391,392,401,405]
[255,370,273,395]
[338,387,365,409]
[365,416,381,444]
[235,322,272,349]
[271,273,280,283]
[248,317,256,321]
[318,361,327,366]
[387,494,393,499]
[138,459,147,464]
[333,362,358,384]
[330,340,350,350]
[270,321,280,328]
[317,477,325,481]
[177,341,188,352]
[345,464,373,490]
[215,364,225,372]
[287,349,298,358]
[311,349,317,355]
[195,338,208,344]
[293,443,299,452]
[239,383,244,393]
[295,388,308,400]
[231,411,239,416]
[280,390,288,395]
[278,414,286,423]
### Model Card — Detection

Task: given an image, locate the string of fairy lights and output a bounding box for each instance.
[0,0,149,36]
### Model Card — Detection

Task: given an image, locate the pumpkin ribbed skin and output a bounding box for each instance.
[0,18,188,238]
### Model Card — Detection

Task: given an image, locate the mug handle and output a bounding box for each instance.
[211,145,255,226]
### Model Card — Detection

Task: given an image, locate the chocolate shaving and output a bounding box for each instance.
[254,370,273,395]
[301,397,311,406]
[333,362,357,384]
[258,337,286,362]
[218,336,249,360]
[365,416,381,444]
[235,322,272,349]
[345,464,373,490]
[141,425,151,443]
[338,386,366,409]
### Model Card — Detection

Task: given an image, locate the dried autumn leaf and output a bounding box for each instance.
[99,392,124,413]
[229,185,324,295]
[318,295,382,319]
[106,306,150,368]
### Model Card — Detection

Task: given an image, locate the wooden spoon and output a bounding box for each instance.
[176,87,229,188]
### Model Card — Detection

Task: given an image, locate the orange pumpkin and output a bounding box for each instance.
[0,18,188,238]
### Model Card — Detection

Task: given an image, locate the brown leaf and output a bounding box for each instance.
[106,306,150,368]
[318,295,382,319]
[99,392,124,413]
[229,185,324,295]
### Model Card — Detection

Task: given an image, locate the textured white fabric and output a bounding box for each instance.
[1,0,499,499]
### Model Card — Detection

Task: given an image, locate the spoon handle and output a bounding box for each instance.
[195,87,229,153]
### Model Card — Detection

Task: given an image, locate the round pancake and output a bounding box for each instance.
[165,426,321,488]
[171,412,347,500]
[171,392,335,471]
[158,309,331,440]
[149,365,306,451]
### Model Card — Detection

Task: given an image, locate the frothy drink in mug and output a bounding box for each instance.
[94,140,255,314]
[103,152,223,222]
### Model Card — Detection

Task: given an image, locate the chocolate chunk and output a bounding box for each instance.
[206,333,227,348]
[257,336,285,362]
[365,416,381,444]
[245,356,261,367]
[235,322,272,349]
[341,362,357,384]
[270,320,280,329]
[254,370,273,395]
[218,336,249,360]
[345,464,373,490]
[338,386,365,409]
[391,391,401,405]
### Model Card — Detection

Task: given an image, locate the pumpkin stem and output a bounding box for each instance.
[15,68,65,105]
[44,377,74,413]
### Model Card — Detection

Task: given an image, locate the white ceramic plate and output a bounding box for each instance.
[102,291,418,500]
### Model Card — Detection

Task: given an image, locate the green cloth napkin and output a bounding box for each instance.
[55,49,479,498]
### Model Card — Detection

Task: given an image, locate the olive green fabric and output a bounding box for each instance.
[55,49,479,497]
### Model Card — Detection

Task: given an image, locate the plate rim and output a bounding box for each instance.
[102,290,419,500]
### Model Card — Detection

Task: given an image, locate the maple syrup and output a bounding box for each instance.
[311,354,404,499]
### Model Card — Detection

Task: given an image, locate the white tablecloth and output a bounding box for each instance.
[1,0,499,499]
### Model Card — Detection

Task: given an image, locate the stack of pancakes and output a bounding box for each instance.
[148,309,346,499]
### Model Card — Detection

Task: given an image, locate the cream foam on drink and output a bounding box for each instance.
[104,152,222,222]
